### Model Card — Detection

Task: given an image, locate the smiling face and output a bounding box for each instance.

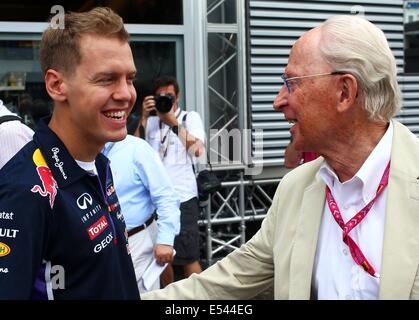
[279,28,341,153]
[58,35,137,152]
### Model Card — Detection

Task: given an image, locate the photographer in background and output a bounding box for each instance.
[138,75,205,287]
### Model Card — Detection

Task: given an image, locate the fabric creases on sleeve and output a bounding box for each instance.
[0,183,50,299]
[135,141,180,245]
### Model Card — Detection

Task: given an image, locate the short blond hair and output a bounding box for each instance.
[40,7,129,76]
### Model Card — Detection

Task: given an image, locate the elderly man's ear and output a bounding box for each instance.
[336,74,358,113]
[44,69,68,102]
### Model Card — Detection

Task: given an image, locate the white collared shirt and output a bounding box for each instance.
[313,121,393,300]
[0,100,34,169]
[75,159,98,176]
[146,109,206,203]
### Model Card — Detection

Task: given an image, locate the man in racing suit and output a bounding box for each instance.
[0,7,139,299]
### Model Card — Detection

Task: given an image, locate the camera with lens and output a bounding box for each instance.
[150,94,174,115]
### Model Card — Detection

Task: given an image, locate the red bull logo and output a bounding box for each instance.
[31,149,58,209]
[106,185,115,197]
[108,203,119,212]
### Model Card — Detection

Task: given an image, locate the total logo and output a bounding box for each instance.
[0,242,11,257]
[87,216,109,240]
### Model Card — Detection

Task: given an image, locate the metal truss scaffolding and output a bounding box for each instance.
[199,176,280,266]
[199,0,275,267]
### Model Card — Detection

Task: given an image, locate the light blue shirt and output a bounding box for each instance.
[103,135,180,245]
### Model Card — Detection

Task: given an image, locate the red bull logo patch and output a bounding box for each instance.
[108,203,119,213]
[31,149,58,209]
[106,185,115,197]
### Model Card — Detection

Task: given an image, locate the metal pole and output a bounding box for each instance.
[239,171,246,244]
[198,211,266,226]
[205,197,213,266]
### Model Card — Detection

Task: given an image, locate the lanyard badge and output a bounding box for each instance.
[325,161,390,278]
[159,109,182,160]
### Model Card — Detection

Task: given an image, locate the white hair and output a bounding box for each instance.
[319,15,401,122]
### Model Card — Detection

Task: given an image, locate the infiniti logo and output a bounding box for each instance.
[77,193,93,210]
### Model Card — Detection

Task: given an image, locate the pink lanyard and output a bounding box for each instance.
[159,109,182,159]
[325,161,390,278]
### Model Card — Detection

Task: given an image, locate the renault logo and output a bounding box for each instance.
[77,193,93,210]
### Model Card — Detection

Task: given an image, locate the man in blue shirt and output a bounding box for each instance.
[142,76,206,286]
[103,135,180,292]
[0,8,139,299]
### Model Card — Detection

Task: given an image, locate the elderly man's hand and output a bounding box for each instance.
[154,244,174,266]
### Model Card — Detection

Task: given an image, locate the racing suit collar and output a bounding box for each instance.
[33,117,109,188]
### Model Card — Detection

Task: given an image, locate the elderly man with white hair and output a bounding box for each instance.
[142,15,419,300]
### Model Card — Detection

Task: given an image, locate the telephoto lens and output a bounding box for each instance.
[154,94,174,113]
